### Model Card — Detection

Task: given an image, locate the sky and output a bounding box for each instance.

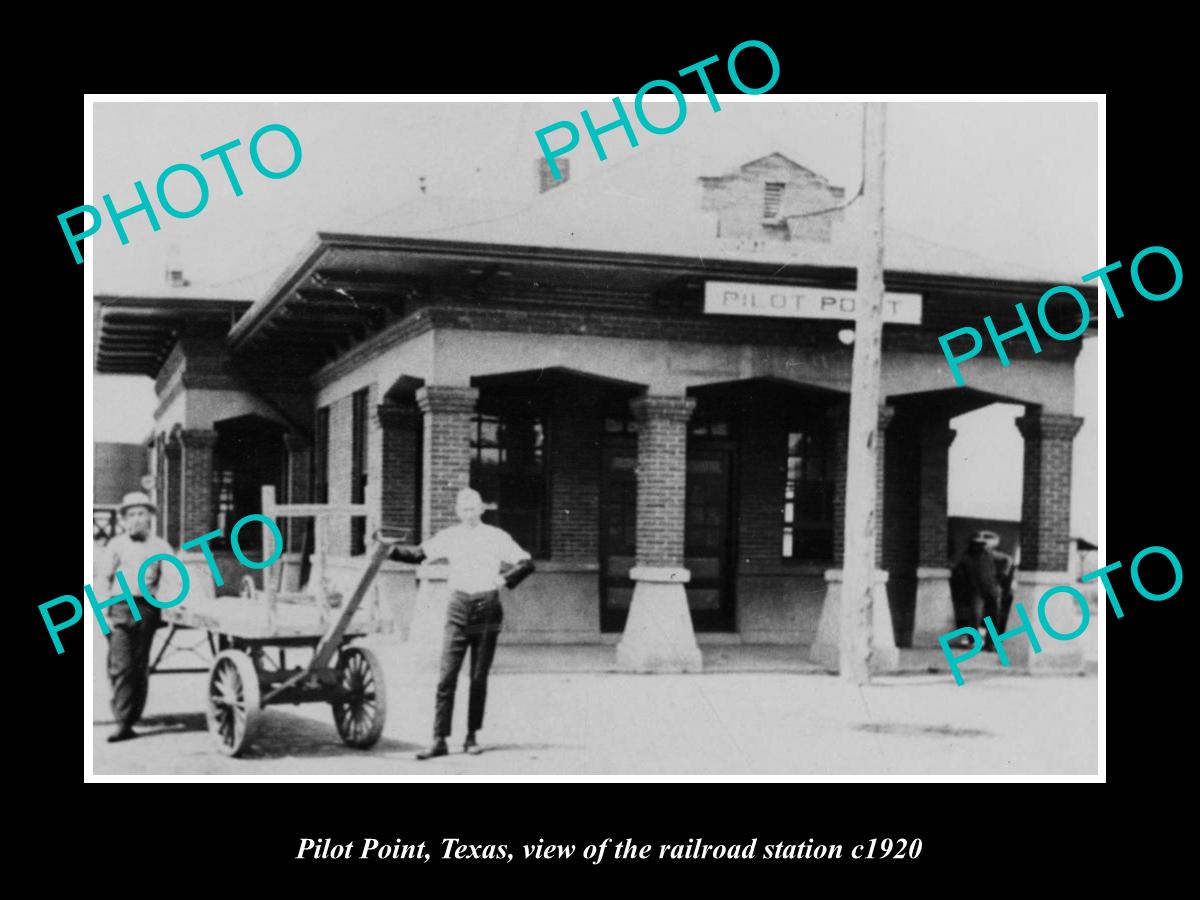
[90,98,1100,540]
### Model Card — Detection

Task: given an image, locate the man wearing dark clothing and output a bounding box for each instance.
[950,532,1003,651]
[984,532,1016,631]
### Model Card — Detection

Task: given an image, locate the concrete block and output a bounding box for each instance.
[1002,571,1086,675]
[810,568,899,671]
[911,567,955,648]
[616,567,702,672]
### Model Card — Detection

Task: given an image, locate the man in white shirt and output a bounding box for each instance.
[97,492,177,742]
[392,487,535,759]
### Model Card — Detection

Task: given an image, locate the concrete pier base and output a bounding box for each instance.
[911,567,955,648]
[1000,571,1086,674]
[616,566,702,673]
[811,568,899,672]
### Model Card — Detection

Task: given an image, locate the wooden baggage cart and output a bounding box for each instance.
[156,487,406,757]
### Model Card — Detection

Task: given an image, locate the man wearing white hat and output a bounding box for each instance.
[391,487,535,759]
[97,491,176,742]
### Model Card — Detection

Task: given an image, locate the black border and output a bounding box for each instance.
[27,21,1187,885]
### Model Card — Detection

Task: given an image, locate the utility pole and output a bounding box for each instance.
[839,102,888,684]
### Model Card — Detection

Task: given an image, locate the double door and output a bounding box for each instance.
[599,438,736,632]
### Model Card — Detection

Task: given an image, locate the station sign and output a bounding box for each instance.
[704,281,922,324]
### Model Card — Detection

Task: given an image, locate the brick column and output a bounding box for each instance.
[163,437,182,547]
[812,404,897,671]
[416,385,478,538]
[326,396,353,556]
[377,403,420,541]
[917,423,956,566]
[152,433,166,539]
[630,395,695,567]
[549,380,602,562]
[1009,410,1086,672]
[1015,412,1084,571]
[616,394,701,672]
[178,429,218,543]
[829,403,849,565]
[829,403,891,566]
[912,422,957,647]
[873,405,895,568]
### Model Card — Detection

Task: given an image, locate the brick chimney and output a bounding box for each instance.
[164,244,190,287]
[537,155,570,193]
[699,153,845,245]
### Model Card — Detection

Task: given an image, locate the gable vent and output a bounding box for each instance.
[763,182,785,218]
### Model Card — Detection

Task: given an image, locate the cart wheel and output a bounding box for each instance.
[207,649,263,757]
[332,646,387,749]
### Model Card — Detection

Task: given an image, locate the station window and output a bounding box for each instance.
[313,406,330,504]
[214,468,236,534]
[471,398,547,558]
[783,428,834,561]
[350,389,368,556]
[690,418,729,438]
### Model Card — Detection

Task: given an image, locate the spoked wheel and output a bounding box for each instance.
[206,650,263,757]
[332,646,387,749]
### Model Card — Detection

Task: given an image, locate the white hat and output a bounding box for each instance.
[456,488,484,506]
[119,491,157,515]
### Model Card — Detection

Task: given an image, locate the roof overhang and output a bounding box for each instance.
[93,295,253,377]
[96,234,1099,380]
[226,233,1099,359]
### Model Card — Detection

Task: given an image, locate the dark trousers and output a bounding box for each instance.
[105,601,162,728]
[997,589,1014,632]
[980,592,1001,631]
[433,591,503,739]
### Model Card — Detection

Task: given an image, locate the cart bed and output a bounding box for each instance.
[163,594,380,641]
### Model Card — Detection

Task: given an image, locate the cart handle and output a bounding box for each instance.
[372,528,412,546]
[260,533,395,705]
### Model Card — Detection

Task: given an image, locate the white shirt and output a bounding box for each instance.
[421,522,531,594]
[99,533,177,598]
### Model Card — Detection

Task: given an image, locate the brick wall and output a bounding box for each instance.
[630,395,695,568]
[164,440,181,547]
[377,403,420,541]
[882,413,920,572]
[417,385,479,539]
[829,404,849,565]
[405,304,1078,362]
[698,153,845,245]
[325,395,354,555]
[321,386,383,555]
[550,381,602,561]
[917,423,956,566]
[1016,411,1083,570]
[179,429,218,543]
[873,407,895,569]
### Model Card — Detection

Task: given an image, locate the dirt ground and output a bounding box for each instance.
[90,630,1098,777]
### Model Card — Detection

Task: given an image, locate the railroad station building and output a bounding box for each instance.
[93,152,1096,672]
